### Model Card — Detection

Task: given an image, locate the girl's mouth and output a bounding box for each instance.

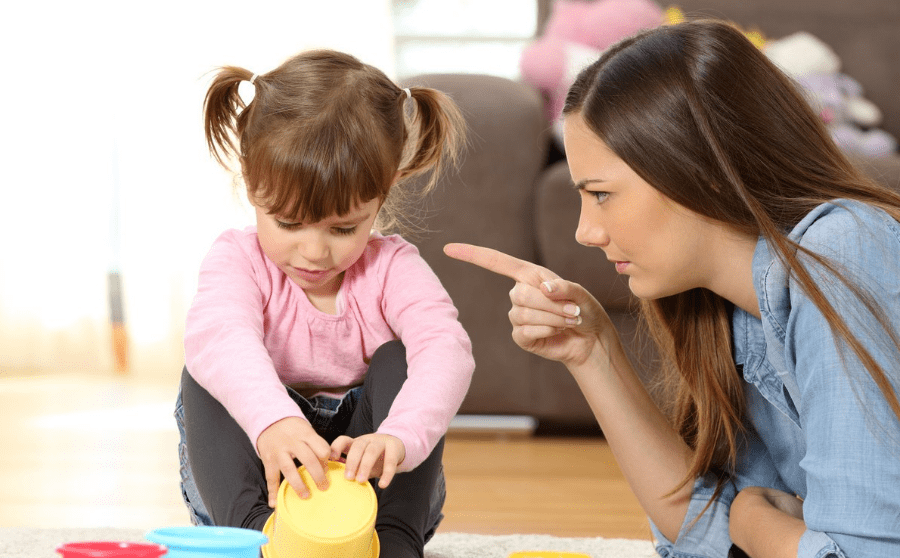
[294,267,330,282]
[614,261,630,273]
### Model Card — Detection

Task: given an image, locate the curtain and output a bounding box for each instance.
[0,0,396,381]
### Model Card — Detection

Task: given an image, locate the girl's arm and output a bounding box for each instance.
[185,230,304,443]
[444,243,694,541]
[185,230,330,496]
[366,238,475,473]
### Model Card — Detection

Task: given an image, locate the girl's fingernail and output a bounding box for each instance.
[564,304,580,317]
[541,281,554,293]
[565,316,583,326]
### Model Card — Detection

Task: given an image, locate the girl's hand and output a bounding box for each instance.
[257,416,332,506]
[330,434,406,489]
[443,243,614,369]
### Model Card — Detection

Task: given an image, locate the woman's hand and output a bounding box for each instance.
[443,242,614,368]
[256,416,332,506]
[445,242,697,540]
[730,486,805,558]
[330,433,406,489]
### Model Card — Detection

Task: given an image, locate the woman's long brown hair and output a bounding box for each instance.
[203,49,465,233]
[563,20,900,501]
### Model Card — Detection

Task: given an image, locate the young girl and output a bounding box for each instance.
[176,49,474,558]
[446,20,900,558]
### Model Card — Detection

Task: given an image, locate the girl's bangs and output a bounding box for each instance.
[247,141,389,223]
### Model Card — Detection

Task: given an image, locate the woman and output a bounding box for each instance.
[446,20,900,558]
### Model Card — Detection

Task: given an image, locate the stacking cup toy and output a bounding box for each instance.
[145,526,267,558]
[56,541,167,558]
[262,461,379,558]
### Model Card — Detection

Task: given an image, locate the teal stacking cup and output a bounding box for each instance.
[145,526,267,558]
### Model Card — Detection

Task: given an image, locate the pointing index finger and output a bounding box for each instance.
[443,243,547,284]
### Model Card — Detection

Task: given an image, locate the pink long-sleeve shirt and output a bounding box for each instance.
[184,227,474,471]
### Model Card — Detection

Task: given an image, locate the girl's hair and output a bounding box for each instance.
[563,20,900,500]
[203,49,465,232]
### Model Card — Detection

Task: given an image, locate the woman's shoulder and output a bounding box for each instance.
[756,199,900,329]
[792,199,900,255]
[786,200,900,313]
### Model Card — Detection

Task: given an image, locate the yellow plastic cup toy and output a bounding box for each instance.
[262,461,379,558]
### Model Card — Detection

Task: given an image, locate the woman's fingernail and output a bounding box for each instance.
[542,281,554,293]
[565,316,583,326]
[564,304,580,317]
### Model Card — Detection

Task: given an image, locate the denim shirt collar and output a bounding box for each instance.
[732,201,843,425]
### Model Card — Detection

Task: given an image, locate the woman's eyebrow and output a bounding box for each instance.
[573,178,607,190]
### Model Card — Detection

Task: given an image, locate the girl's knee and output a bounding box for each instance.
[371,340,406,366]
[366,341,408,386]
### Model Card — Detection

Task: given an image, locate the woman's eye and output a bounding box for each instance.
[590,191,610,203]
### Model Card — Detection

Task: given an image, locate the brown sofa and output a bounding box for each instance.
[402,0,900,429]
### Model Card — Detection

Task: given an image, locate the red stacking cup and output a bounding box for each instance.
[56,541,168,558]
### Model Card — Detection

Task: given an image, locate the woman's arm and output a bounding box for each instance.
[444,243,694,541]
[729,487,805,558]
[754,201,900,557]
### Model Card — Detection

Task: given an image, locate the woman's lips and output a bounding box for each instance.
[614,261,630,273]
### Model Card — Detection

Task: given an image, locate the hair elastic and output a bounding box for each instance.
[250,74,259,85]
[402,87,411,99]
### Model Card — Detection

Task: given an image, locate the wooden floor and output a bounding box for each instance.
[0,374,651,540]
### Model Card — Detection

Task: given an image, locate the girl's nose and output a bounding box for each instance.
[297,232,329,263]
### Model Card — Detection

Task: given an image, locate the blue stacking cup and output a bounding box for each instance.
[146,526,268,558]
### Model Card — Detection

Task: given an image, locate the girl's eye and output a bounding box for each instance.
[276,220,301,230]
[333,226,357,236]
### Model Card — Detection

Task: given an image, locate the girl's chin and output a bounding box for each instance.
[290,270,343,294]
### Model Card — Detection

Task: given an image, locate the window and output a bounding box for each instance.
[392,0,538,80]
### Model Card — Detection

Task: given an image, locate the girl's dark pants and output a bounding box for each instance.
[177,341,445,558]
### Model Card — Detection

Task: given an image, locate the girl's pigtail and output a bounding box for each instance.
[400,87,467,194]
[203,66,256,169]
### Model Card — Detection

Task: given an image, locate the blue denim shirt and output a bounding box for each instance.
[652,200,900,558]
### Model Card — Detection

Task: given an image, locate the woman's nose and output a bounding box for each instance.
[575,204,609,248]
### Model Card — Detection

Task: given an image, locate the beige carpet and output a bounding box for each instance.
[0,527,658,557]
